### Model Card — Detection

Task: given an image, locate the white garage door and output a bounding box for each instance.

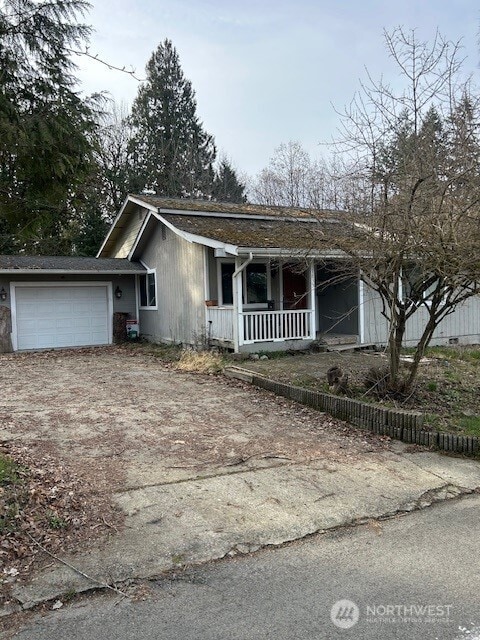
[14,285,111,350]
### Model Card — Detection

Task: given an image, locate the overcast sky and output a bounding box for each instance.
[77,0,480,177]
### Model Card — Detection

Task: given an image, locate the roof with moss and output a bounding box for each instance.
[130,194,336,220]
[161,213,346,250]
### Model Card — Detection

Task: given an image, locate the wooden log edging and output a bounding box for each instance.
[224,367,479,457]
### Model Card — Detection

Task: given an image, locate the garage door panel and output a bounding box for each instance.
[15,286,111,350]
[91,301,109,313]
[72,317,91,329]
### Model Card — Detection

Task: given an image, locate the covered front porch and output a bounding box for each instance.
[204,251,362,352]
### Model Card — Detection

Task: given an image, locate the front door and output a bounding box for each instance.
[283,266,308,309]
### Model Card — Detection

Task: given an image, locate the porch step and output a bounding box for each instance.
[326,342,376,353]
[319,334,358,346]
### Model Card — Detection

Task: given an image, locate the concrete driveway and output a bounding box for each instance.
[2,347,480,610]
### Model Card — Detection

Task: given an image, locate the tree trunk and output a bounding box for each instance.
[388,310,406,385]
[0,306,13,353]
[405,316,437,390]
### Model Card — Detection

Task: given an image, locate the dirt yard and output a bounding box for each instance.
[245,347,480,436]
[1,346,392,589]
[0,347,391,489]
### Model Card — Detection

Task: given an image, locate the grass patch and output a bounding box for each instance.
[0,453,26,534]
[0,454,21,486]
[417,345,480,364]
[175,349,224,374]
[451,415,480,437]
[47,512,68,530]
[246,345,480,440]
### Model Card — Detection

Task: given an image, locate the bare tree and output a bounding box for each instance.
[324,28,480,391]
[250,141,341,209]
[94,102,133,219]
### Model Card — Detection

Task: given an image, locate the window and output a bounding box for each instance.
[402,265,445,308]
[220,262,235,305]
[139,271,156,308]
[217,261,270,307]
[245,263,268,304]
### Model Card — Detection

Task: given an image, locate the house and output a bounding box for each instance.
[97,195,480,352]
[2,194,480,353]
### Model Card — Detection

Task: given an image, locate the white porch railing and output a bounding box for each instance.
[242,309,313,344]
[207,307,234,342]
[207,307,314,346]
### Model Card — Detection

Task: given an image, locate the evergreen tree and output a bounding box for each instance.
[212,158,247,203]
[129,39,216,198]
[0,0,98,254]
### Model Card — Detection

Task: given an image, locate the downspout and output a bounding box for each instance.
[233,252,254,279]
[233,252,253,353]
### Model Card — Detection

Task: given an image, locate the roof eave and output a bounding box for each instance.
[128,211,239,259]
[0,269,145,275]
[236,247,348,258]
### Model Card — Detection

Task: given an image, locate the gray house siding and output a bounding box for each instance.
[362,285,480,346]
[138,222,206,345]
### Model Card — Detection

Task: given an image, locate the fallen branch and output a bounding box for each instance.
[24,532,129,600]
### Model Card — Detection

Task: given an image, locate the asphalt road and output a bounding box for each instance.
[9,494,480,640]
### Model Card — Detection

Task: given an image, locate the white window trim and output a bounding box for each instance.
[138,262,158,310]
[401,267,446,309]
[9,281,113,352]
[217,259,271,309]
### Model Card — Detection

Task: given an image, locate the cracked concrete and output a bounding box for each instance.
[9,446,480,610]
[2,349,480,612]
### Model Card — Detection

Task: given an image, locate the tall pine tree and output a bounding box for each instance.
[128,39,216,198]
[212,158,247,203]
[0,0,98,254]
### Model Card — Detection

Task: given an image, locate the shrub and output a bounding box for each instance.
[175,349,224,374]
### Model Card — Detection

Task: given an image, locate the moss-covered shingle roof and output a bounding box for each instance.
[161,213,343,250]
[132,194,333,220]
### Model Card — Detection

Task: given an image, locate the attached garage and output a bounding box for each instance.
[13,284,111,350]
[0,255,146,352]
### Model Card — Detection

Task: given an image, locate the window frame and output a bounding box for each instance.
[138,267,158,310]
[216,259,271,309]
[217,259,235,307]
[401,265,446,309]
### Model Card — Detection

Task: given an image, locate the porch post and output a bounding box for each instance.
[309,259,316,340]
[232,257,244,352]
[279,259,284,310]
[358,270,365,344]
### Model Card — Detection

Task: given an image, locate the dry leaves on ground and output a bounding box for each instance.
[0,441,123,605]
